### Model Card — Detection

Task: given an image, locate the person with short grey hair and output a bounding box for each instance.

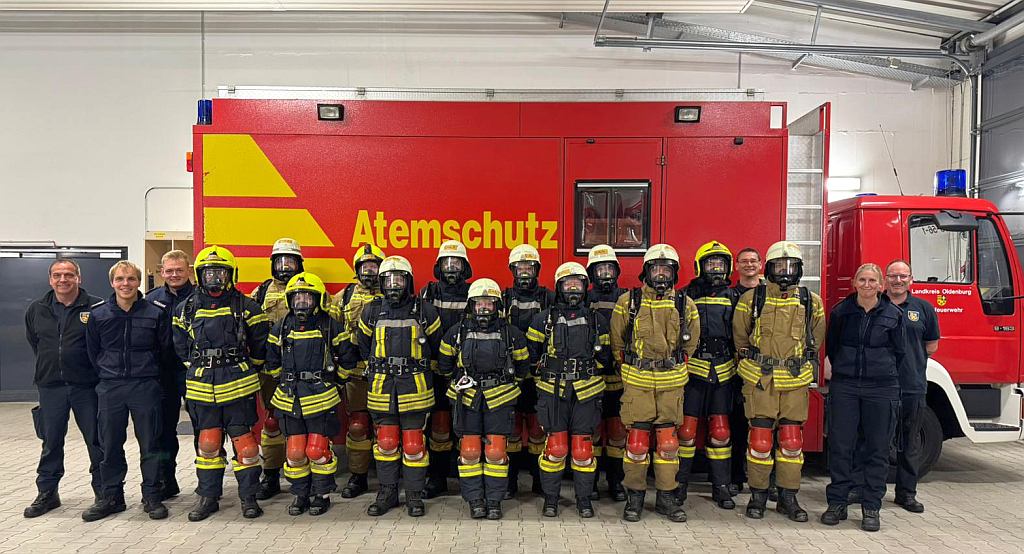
[23,258,104,518]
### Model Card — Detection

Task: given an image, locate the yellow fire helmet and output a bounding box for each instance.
[508,243,541,267]
[352,243,386,270]
[554,261,588,283]
[379,255,414,277]
[586,244,618,268]
[271,237,303,259]
[765,240,803,262]
[468,278,502,300]
[694,240,733,278]
[285,272,330,311]
[194,245,239,287]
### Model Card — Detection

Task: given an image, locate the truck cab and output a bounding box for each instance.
[826,195,1024,475]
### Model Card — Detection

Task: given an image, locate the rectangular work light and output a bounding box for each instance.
[674,106,701,123]
[317,104,344,121]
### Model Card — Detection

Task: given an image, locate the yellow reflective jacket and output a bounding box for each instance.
[732,282,826,390]
[610,286,700,391]
[330,283,382,379]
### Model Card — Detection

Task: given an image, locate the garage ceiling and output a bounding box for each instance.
[0,0,755,12]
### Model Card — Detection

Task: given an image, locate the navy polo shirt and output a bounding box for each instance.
[888,292,940,396]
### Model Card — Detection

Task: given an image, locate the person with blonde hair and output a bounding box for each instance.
[821,262,906,532]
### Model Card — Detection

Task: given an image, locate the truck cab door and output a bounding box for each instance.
[908,211,1021,387]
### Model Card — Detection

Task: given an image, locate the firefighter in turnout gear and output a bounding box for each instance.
[331,243,385,499]
[250,237,304,500]
[173,246,271,521]
[610,244,700,523]
[502,244,555,498]
[527,262,611,518]
[586,245,629,502]
[733,241,825,522]
[676,241,741,510]
[438,278,531,520]
[357,255,443,517]
[266,273,350,517]
[420,240,473,499]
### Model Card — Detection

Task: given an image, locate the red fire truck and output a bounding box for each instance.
[190,89,1023,476]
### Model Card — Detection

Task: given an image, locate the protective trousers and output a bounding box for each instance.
[371,412,430,493]
[537,387,600,500]
[281,411,340,498]
[428,376,454,483]
[258,373,286,470]
[188,398,261,499]
[345,378,373,474]
[621,385,683,492]
[742,378,808,490]
[456,404,514,505]
[677,379,733,488]
[598,389,626,489]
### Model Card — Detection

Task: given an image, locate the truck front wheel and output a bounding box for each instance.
[888,405,943,481]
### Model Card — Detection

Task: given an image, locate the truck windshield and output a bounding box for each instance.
[909,215,972,284]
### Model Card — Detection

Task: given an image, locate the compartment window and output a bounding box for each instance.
[909,214,972,284]
[575,182,650,254]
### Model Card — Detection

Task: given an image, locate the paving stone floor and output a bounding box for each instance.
[3,402,1024,553]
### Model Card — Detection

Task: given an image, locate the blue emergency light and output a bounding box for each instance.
[935,169,967,197]
[197,99,213,125]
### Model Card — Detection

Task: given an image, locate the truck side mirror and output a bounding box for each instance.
[934,210,979,232]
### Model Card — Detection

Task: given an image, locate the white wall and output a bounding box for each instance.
[0,11,962,262]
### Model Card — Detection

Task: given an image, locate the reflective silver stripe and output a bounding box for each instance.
[557,316,589,327]
[433,299,468,310]
[590,301,617,311]
[510,300,542,310]
[375,318,421,328]
[466,331,502,340]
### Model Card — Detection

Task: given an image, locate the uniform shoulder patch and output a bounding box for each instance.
[907,310,920,322]
[80,312,91,324]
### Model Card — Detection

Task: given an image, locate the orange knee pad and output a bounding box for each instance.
[625,427,650,461]
[376,424,400,454]
[655,426,679,460]
[431,411,451,439]
[231,432,260,465]
[606,417,628,445]
[544,431,569,461]
[197,428,223,458]
[525,413,544,441]
[305,433,332,464]
[485,435,507,463]
[262,414,281,435]
[708,414,731,446]
[749,424,774,459]
[778,423,803,457]
[348,412,370,440]
[677,415,699,445]
[286,435,308,466]
[460,434,482,464]
[403,429,426,460]
[571,435,594,466]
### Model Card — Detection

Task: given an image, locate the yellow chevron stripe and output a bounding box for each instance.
[202,134,296,198]
[205,207,333,247]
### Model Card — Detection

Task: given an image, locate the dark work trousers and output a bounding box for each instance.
[825,379,899,511]
[35,383,104,496]
[455,403,515,505]
[156,371,186,484]
[96,378,163,501]
[370,411,430,493]
[188,398,261,499]
[851,393,924,499]
[536,387,601,501]
[728,377,748,487]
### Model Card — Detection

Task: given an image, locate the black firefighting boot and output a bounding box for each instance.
[309,494,331,516]
[241,496,263,519]
[24,490,61,518]
[406,490,425,517]
[655,490,686,522]
[469,500,487,519]
[607,465,627,502]
[187,496,219,522]
[341,473,368,499]
[81,493,126,522]
[288,495,310,516]
[160,476,181,501]
[820,503,848,525]
[255,469,282,500]
[143,498,169,520]
[745,488,769,519]
[576,497,595,518]
[862,508,881,532]
[486,501,503,520]
[623,489,645,522]
[776,488,808,522]
[367,484,400,516]
[423,476,449,499]
[712,484,736,510]
[542,494,559,517]
[673,482,688,505]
